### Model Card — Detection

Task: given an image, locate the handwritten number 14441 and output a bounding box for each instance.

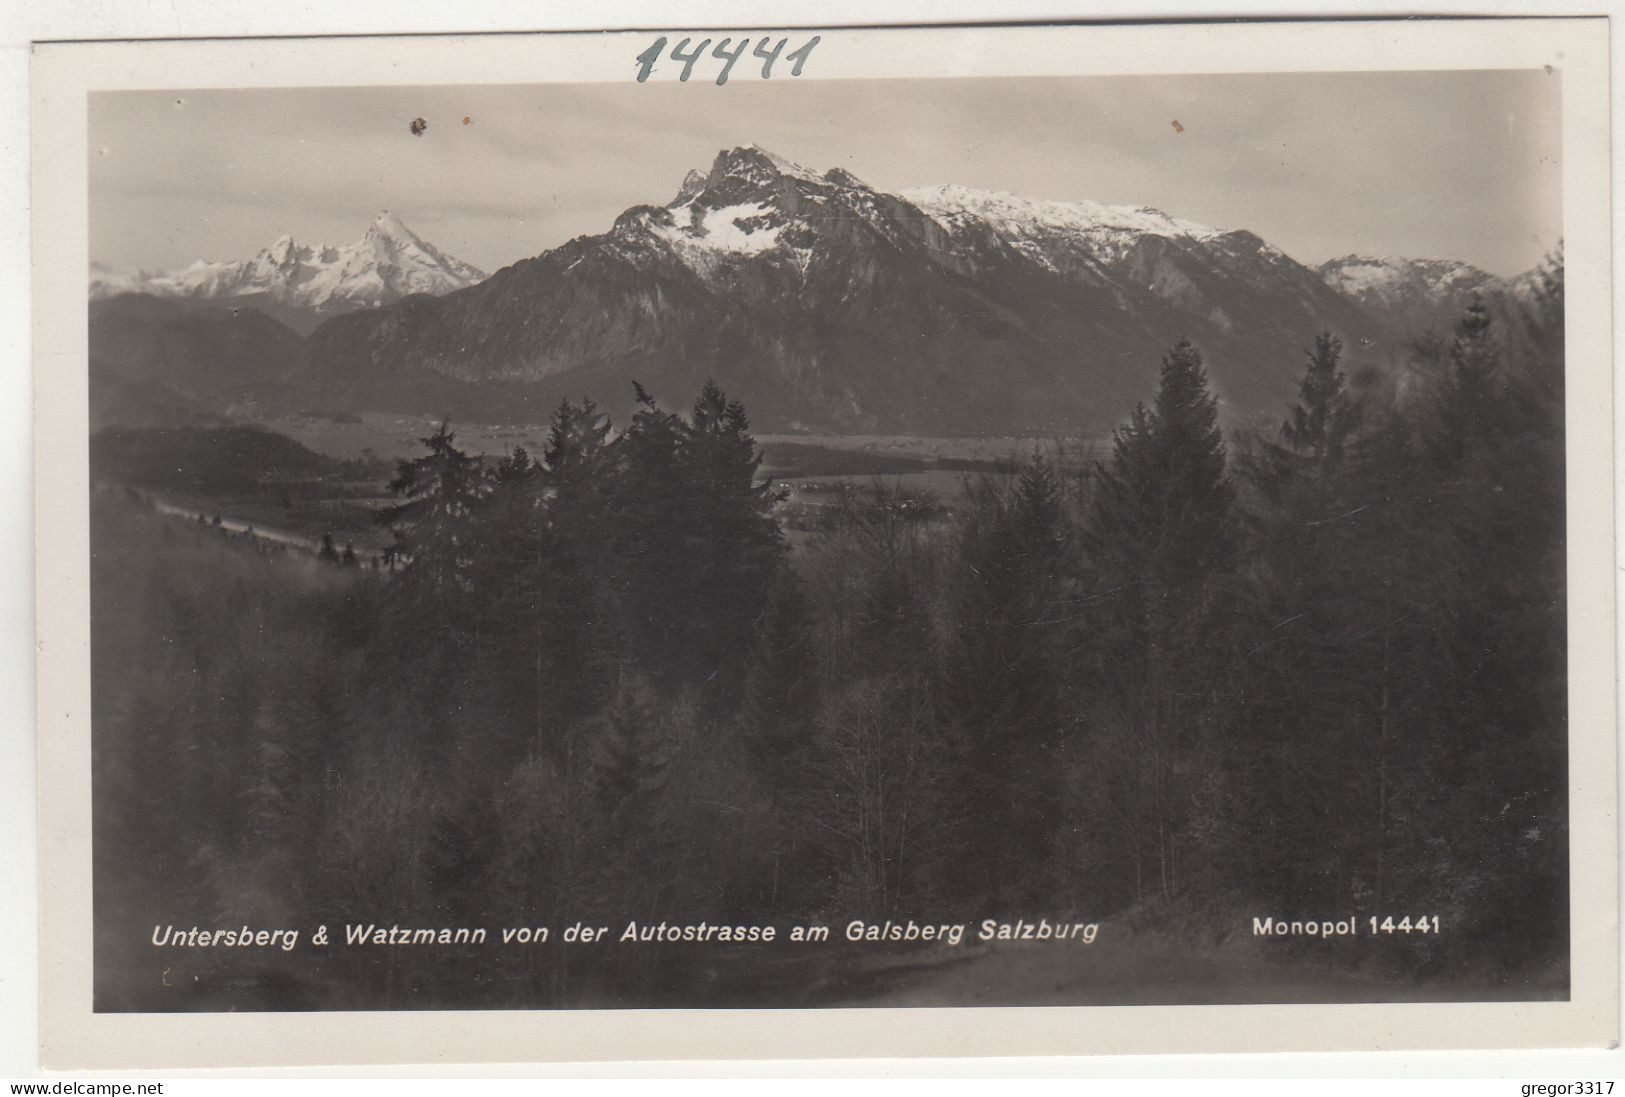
[635,36,820,84]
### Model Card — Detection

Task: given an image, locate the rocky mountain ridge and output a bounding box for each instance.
[92,146,1538,435]
[290,146,1384,433]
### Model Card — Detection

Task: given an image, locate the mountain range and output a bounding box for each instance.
[90,212,487,335]
[90,146,1541,436]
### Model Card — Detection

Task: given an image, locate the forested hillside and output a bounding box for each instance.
[91,252,1568,1010]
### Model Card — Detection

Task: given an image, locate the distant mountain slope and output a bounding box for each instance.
[93,148,1535,437]
[90,424,350,495]
[88,358,221,432]
[1317,255,1500,336]
[90,213,487,334]
[295,146,1388,434]
[89,294,304,422]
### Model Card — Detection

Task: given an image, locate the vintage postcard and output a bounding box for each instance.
[32,16,1616,1068]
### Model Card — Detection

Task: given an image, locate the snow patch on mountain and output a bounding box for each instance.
[905,184,1220,240]
[647,201,785,255]
[903,184,1223,266]
[1318,255,1493,304]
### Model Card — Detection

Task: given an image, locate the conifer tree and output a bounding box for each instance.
[379,420,485,594]
[531,400,618,733]
[492,445,536,486]
[739,572,819,779]
[591,678,671,811]
[1279,332,1361,476]
[1428,297,1504,470]
[597,384,691,682]
[603,380,784,700]
[1414,296,1564,948]
[684,380,787,687]
[542,399,613,502]
[948,452,1071,902]
[1089,338,1234,634]
[1082,339,1235,904]
[1233,332,1405,910]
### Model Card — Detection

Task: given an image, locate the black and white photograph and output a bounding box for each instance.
[29,16,1617,1065]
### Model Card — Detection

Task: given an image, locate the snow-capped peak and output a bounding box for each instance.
[90,214,488,317]
[266,234,299,266]
[673,169,709,206]
[625,146,840,270]
[739,143,823,183]
[702,145,830,193]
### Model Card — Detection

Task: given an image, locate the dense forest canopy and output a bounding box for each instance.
[91,252,1568,1009]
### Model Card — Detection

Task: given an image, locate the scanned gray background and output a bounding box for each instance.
[9,0,1623,1081]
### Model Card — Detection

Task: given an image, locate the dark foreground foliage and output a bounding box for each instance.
[91,262,1569,1009]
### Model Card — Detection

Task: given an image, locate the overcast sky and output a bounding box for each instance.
[89,70,1561,278]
